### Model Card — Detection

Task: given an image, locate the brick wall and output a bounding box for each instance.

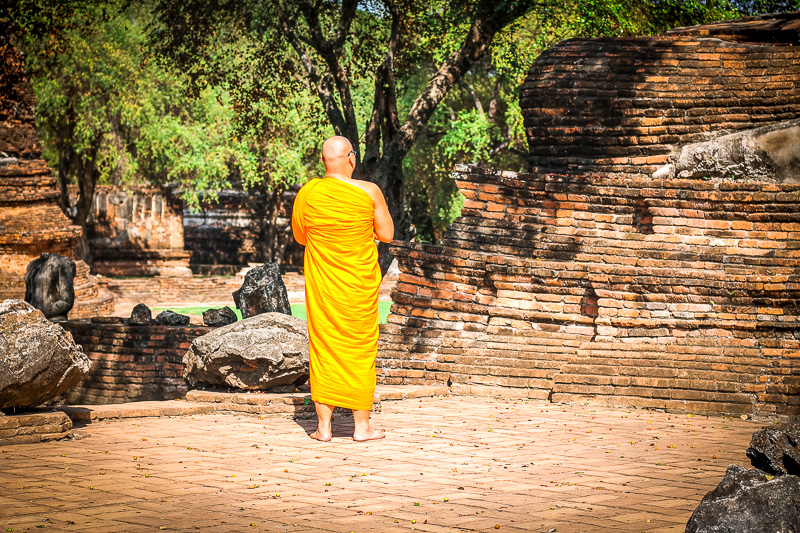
[183,189,304,270]
[0,40,113,316]
[379,166,800,421]
[60,319,213,404]
[522,22,800,178]
[0,32,40,158]
[71,185,192,277]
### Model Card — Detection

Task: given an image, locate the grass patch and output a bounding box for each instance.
[153,300,394,324]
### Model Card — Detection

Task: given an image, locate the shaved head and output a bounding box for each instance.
[321,136,355,177]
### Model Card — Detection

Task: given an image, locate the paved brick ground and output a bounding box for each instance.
[0,396,764,532]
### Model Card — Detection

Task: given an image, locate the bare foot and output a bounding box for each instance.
[310,430,331,442]
[352,427,385,442]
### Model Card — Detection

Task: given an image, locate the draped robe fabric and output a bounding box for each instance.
[291,177,382,411]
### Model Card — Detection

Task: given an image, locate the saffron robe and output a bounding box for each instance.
[291,177,382,411]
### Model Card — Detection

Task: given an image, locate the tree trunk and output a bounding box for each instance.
[372,163,409,275]
[71,143,99,265]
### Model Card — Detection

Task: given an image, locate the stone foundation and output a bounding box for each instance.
[0,410,73,445]
[379,166,800,421]
[59,319,213,404]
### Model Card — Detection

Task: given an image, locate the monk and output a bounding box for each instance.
[291,136,394,441]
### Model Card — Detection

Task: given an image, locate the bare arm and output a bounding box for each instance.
[368,184,394,243]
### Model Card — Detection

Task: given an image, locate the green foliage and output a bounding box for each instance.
[16,0,327,215]
[403,0,767,243]
[15,0,793,248]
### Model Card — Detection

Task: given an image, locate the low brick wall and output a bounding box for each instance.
[379,166,800,421]
[61,319,213,404]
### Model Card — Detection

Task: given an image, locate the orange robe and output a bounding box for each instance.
[291,177,382,411]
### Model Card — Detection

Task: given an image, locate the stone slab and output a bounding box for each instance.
[0,410,73,445]
[57,401,213,424]
[53,386,449,425]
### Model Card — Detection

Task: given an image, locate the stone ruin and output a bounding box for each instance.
[183,188,305,273]
[74,185,192,277]
[378,13,800,421]
[0,33,113,319]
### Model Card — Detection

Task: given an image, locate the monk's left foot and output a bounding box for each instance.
[310,430,332,442]
[353,427,385,442]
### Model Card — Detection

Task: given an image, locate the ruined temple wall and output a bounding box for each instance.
[379,165,800,421]
[183,190,304,271]
[0,36,113,317]
[59,320,212,404]
[522,36,800,178]
[71,185,192,277]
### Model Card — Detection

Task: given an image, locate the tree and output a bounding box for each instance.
[400,0,749,242]
[10,0,328,264]
[148,0,562,271]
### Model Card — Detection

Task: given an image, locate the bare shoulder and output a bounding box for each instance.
[350,179,385,204]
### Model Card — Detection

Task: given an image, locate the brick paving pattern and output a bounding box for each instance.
[1,396,764,532]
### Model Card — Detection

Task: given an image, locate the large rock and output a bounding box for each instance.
[686,464,800,533]
[183,312,308,390]
[155,310,190,326]
[652,118,800,183]
[203,306,237,327]
[232,262,291,318]
[746,425,800,476]
[0,299,91,409]
[24,253,76,320]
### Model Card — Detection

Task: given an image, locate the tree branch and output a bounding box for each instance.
[297,0,359,146]
[280,13,348,136]
[461,81,485,119]
[333,0,359,50]
[487,78,502,122]
[373,0,534,188]
[363,0,400,172]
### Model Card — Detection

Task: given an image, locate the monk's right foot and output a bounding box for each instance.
[310,430,331,442]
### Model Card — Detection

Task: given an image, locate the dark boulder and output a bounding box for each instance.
[232,262,291,319]
[0,299,91,409]
[203,306,237,327]
[746,424,800,477]
[183,312,308,390]
[154,310,190,326]
[129,303,152,325]
[24,253,76,320]
[686,464,800,533]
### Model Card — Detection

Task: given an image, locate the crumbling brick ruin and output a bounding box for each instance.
[75,185,192,277]
[524,13,799,178]
[184,189,304,273]
[378,13,800,421]
[0,36,113,318]
[60,319,211,404]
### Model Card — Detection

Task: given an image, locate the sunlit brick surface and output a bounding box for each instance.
[0,396,764,532]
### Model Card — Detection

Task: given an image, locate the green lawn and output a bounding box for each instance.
[153,300,393,324]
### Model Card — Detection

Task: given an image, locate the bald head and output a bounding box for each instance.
[321,136,355,177]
